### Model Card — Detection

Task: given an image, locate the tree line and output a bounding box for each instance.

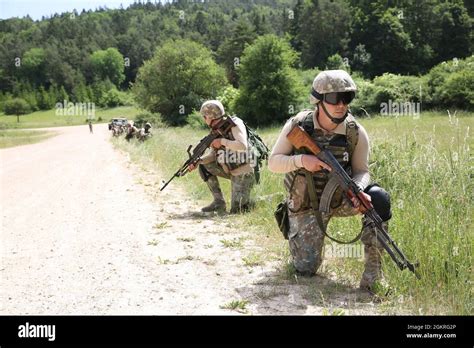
[0,0,472,124]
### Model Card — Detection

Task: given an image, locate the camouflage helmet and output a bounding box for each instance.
[310,70,357,105]
[200,100,225,120]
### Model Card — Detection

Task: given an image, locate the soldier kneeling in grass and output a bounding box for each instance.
[125,121,139,141]
[188,100,256,214]
[269,70,393,292]
[138,122,152,141]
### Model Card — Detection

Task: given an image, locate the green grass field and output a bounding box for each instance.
[0,129,58,148]
[114,111,473,315]
[0,106,142,129]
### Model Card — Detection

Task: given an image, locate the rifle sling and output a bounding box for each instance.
[304,170,362,245]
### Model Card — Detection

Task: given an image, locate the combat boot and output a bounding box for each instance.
[202,176,226,212]
[359,244,385,292]
[201,199,226,213]
[229,201,255,214]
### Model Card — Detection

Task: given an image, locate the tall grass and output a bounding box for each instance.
[114,111,473,314]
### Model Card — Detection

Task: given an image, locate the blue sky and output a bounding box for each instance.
[0,0,171,20]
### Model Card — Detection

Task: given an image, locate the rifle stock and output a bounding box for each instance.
[287,126,322,156]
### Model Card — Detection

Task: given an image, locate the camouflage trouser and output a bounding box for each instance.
[288,196,386,286]
[199,161,255,212]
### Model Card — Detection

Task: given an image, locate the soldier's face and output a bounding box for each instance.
[322,100,348,119]
[203,115,213,127]
[204,115,221,128]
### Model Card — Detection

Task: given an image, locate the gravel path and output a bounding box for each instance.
[0,124,385,315]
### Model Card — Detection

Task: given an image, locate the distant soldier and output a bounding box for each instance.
[88,120,93,134]
[112,125,120,137]
[138,122,153,141]
[125,121,139,141]
[144,122,152,135]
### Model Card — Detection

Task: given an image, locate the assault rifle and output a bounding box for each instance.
[287,125,420,279]
[160,116,236,191]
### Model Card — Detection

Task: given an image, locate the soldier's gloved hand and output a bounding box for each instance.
[301,154,332,172]
[210,138,223,149]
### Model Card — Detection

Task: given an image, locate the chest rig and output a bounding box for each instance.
[284,110,359,213]
[216,116,250,172]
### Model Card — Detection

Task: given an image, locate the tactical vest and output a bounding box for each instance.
[217,116,251,172]
[284,110,359,213]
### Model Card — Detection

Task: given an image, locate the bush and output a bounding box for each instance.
[427,56,474,109]
[293,68,322,110]
[91,79,115,106]
[3,98,31,117]
[436,70,474,110]
[325,53,350,72]
[298,68,321,90]
[133,111,165,128]
[100,88,132,108]
[350,76,380,115]
[372,73,424,105]
[133,39,227,126]
[234,35,300,126]
[90,48,125,87]
[216,86,239,115]
[186,110,207,129]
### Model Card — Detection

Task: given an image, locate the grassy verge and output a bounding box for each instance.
[0,129,58,148]
[0,106,142,129]
[113,111,473,315]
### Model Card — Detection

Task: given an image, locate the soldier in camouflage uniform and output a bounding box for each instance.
[188,100,256,214]
[268,70,392,291]
[138,122,152,141]
[125,121,139,141]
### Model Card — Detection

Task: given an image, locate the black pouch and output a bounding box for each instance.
[274,200,290,240]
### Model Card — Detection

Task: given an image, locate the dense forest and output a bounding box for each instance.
[0,0,472,124]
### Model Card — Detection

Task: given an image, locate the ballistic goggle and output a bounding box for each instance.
[311,89,355,105]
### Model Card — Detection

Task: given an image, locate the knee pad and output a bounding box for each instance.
[198,164,212,182]
[364,183,392,221]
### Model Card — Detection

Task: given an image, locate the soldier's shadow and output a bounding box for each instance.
[165,210,230,222]
[235,266,377,315]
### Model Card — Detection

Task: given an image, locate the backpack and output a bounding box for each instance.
[243,122,269,184]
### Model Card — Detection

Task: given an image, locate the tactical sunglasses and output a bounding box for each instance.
[323,91,355,105]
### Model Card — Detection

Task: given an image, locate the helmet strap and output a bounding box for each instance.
[320,101,348,125]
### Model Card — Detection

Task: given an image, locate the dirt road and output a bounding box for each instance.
[0,124,384,315]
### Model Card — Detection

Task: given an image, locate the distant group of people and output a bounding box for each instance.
[108,121,153,142]
[124,121,152,142]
